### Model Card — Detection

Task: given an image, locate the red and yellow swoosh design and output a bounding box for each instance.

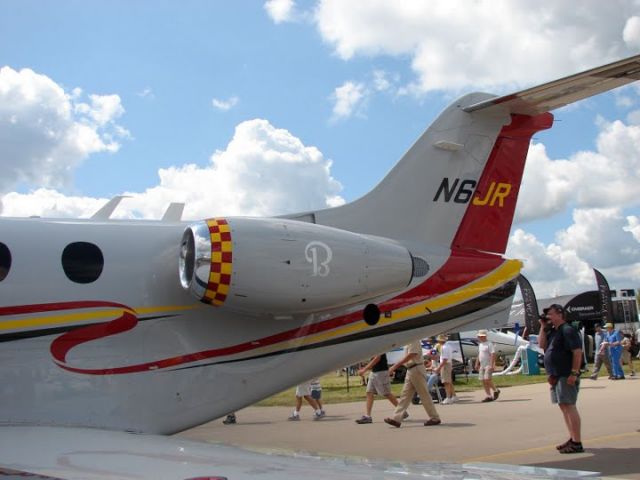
[0,252,520,375]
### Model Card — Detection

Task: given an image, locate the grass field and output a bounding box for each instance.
[256,363,637,407]
[256,370,550,407]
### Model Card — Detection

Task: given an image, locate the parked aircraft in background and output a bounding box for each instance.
[459,329,529,363]
[1,54,639,478]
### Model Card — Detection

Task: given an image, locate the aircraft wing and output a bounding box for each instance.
[0,426,596,480]
[463,54,640,115]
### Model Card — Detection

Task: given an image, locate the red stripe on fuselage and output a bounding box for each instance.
[48,251,504,375]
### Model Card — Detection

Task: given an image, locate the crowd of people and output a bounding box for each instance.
[221,311,638,456]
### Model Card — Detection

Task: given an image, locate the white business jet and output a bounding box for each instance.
[1,55,639,479]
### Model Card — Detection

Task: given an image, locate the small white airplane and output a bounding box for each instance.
[1,54,639,478]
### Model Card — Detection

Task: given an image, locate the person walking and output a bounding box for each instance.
[539,304,584,454]
[621,333,636,376]
[434,334,457,404]
[384,340,441,428]
[589,324,613,380]
[354,353,404,424]
[605,323,625,379]
[475,330,500,402]
[288,381,324,421]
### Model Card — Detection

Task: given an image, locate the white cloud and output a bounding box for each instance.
[212,96,239,111]
[508,209,640,298]
[372,70,391,92]
[516,143,577,222]
[314,0,637,93]
[0,189,107,218]
[1,119,344,220]
[516,118,640,223]
[556,208,640,268]
[623,15,640,48]
[137,87,154,99]
[264,0,296,23]
[0,66,129,193]
[331,81,366,119]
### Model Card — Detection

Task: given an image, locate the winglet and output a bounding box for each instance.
[90,196,130,220]
[463,53,640,115]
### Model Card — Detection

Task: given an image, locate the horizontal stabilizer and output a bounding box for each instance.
[463,53,640,115]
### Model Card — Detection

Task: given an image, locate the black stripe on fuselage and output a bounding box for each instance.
[173,279,518,371]
[0,314,178,343]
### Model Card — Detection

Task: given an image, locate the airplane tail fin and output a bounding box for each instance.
[305,54,640,255]
[308,95,551,254]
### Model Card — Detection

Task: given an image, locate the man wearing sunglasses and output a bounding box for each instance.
[539,304,584,454]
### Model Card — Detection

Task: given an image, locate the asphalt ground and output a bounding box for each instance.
[179,375,640,479]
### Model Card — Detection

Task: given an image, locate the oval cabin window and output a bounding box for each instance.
[62,242,104,284]
[0,242,11,281]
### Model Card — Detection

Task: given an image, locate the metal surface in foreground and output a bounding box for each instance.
[0,425,599,480]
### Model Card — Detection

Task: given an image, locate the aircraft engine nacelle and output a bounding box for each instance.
[179,217,414,315]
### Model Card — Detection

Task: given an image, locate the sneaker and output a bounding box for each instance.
[288,414,300,421]
[319,409,326,417]
[313,411,324,421]
[589,374,598,380]
[441,398,452,405]
[450,395,459,403]
[493,390,500,400]
[222,414,236,425]
[355,415,372,424]
[631,372,636,377]
[481,397,493,403]
[402,411,410,419]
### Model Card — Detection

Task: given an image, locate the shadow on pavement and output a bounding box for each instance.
[527,447,640,478]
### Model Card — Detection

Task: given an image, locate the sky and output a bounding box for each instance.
[1,0,640,299]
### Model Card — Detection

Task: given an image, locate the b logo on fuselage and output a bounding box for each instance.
[305,241,332,277]
[433,178,511,207]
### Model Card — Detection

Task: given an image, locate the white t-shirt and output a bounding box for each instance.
[440,342,453,363]
[477,340,495,367]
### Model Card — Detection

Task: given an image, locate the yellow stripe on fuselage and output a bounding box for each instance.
[0,305,197,332]
[239,258,522,357]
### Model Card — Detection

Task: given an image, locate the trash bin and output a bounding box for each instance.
[521,347,540,375]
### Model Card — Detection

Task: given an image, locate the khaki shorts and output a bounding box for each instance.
[366,371,392,396]
[440,362,452,383]
[478,365,493,380]
[550,376,580,405]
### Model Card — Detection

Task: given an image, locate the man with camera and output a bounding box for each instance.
[538,304,584,454]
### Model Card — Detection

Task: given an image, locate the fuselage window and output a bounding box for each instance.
[62,242,104,284]
[0,242,11,281]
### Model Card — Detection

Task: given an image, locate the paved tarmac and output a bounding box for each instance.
[179,376,640,479]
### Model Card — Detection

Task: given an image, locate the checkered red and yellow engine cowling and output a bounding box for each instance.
[202,218,233,306]
[179,216,415,315]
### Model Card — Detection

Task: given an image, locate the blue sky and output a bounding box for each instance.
[1,0,640,297]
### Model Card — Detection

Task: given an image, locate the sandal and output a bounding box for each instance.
[559,441,584,454]
[556,438,572,450]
